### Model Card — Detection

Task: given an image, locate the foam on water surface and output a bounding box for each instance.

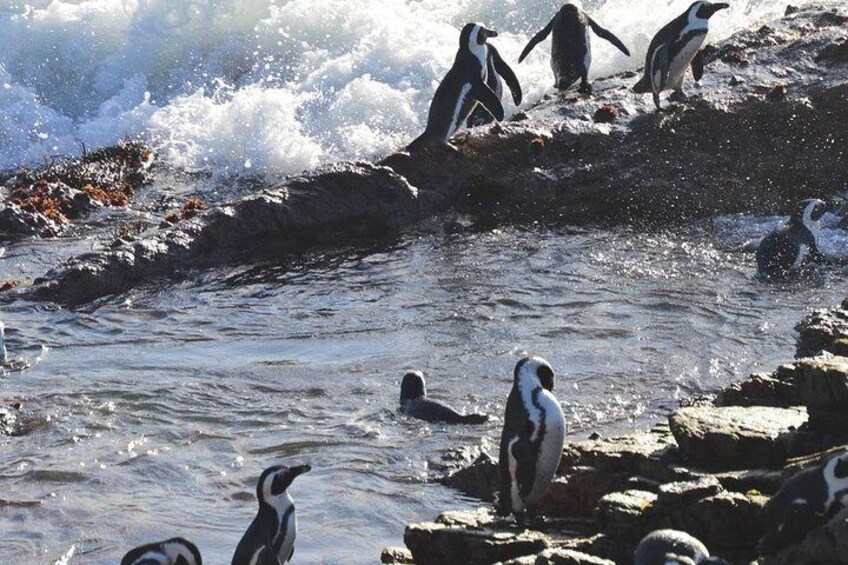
[0,0,816,179]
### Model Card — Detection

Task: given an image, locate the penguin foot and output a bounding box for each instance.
[514,512,528,530]
[578,82,593,95]
[669,90,688,102]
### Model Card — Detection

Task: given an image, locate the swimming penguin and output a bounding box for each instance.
[0,321,6,365]
[231,464,311,565]
[632,1,729,111]
[407,23,506,152]
[400,371,489,424]
[758,450,848,555]
[518,3,630,94]
[121,537,202,565]
[496,356,565,527]
[634,530,728,565]
[756,199,828,280]
[467,44,523,127]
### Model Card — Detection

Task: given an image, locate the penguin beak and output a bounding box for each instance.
[481,28,498,41]
[291,464,312,477]
[709,3,730,16]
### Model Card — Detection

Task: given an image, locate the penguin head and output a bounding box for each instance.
[460,23,498,50]
[823,450,848,504]
[257,464,312,507]
[790,198,827,231]
[561,3,581,18]
[400,371,427,402]
[692,1,730,19]
[121,537,202,565]
[514,356,555,392]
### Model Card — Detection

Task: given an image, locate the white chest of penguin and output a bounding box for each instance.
[667,33,706,88]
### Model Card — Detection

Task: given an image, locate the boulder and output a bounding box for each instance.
[441,452,499,502]
[760,506,848,565]
[714,371,801,408]
[668,406,810,470]
[796,306,848,358]
[527,549,615,565]
[381,546,413,564]
[539,468,629,519]
[594,490,657,543]
[793,356,848,434]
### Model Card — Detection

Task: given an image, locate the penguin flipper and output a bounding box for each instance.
[632,74,651,93]
[518,19,554,63]
[471,80,505,122]
[490,46,522,106]
[406,132,438,153]
[691,50,705,82]
[510,437,537,498]
[587,17,631,57]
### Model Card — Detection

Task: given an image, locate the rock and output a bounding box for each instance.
[594,490,657,543]
[816,39,848,64]
[539,468,629,519]
[796,306,848,358]
[652,478,725,516]
[441,452,499,502]
[766,84,788,102]
[669,406,810,470]
[404,512,551,565]
[528,549,615,565]
[681,468,785,496]
[381,546,414,564]
[592,106,618,124]
[760,506,848,565]
[0,406,17,436]
[561,425,680,482]
[714,371,800,407]
[794,356,848,434]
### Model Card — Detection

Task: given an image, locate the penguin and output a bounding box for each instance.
[496,356,565,527]
[0,321,6,366]
[758,450,848,555]
[121,537,202,565]
[634,530,729,565]
[407,23,506,152]
[632,1,729,111]
[399,371,489,424]
[231,464,311,565]
[466,44,523,127]
[756,199,828,280]
[518,3,631,94]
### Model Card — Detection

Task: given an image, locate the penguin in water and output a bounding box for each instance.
[466,44,523,127]
[232,464,311,565]
[632,1,729,111]
[756,199,828,280]
[121,537,202,565]
[758,450,848,555]
[407,23,506,152]
[634,530,728,565]
[518,3,631,94]
[400,371,489,424]
[497,356,565,527]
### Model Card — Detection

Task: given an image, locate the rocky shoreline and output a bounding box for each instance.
[380,298,848,565]
[0,2,842,306]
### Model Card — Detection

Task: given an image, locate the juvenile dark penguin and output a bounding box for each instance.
[467,44,522,127]
[497,356,565,526]
[400,371,488,424]
[232,464,311,565]
[407,23,506,152]
[121,537,202,565]
[756,199,828,279]
[634,530,728,565]
[758,450,848,555]
[632,1,729,111]
[518,3,630,93]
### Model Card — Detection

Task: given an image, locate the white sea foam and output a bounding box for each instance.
[0,0,812,179]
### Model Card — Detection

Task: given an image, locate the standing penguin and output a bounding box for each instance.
[467,45,523,127]
[756,199,828,279]
[518,3,631,94]
[632,1,729,111]
[497,356,565,527]
[758,450,848,555]
[232,464,311,565]
[400,371,489,424]
[407,23,506,152]
[634,530,728,565]
[121,537,202,565]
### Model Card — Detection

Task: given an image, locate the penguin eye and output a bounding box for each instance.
[175,558,189,565]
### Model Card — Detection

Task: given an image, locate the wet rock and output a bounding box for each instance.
[0,406,17,436]
[793,356,848,435]
[540,468,629,519]
[766,84,788,102]
[561,425,680,483]
[441,452,499,502]
[817,39,848,64]
[669,406,810,470]
[526,549,615,565]
[729,75,747,86]
[682,468,785,496]
[404,510,550,565]
[797,305,848,358]
[595,490,657,543]
[760,505,848,565]
[714,371,801,408]
[381,546,414,564]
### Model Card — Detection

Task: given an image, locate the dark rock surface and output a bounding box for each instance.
[15,1,848,306]
[797,303,848,358]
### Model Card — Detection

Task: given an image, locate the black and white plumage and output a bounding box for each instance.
[232,464,311,565]
[756,199,828,279]
[121,537,202,565]
[518,3,630,94]
[399,371,488,424]
[467,45,522,127]
[634,530,728,565]
[497,356,565,526]
[407,23,506,152]
[632,1,729,111]
[758,450,848,555]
